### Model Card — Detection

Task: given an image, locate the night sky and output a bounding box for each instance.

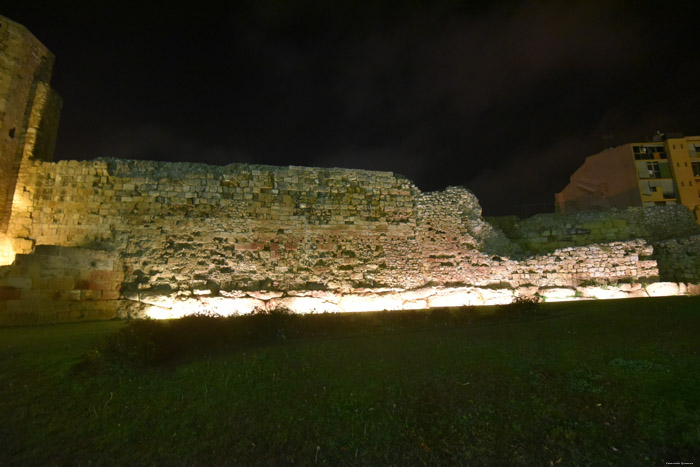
[5,1,700,216]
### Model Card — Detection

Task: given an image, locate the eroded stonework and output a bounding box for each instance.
[0,15,62,238]
[1,15,699,325]
[0,157,667,322]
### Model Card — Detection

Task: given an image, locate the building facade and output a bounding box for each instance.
[555,133,700,222]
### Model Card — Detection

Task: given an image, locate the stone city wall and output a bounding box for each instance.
[0,245,121,325]
[653,234,700,283]
[0,157,669,323]
[0,243,681,323]
[0,15,62,235]
[487,205,700,255]
[0,15,696,326]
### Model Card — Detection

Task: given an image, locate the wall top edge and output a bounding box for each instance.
[43,157,414,183]
[0,15,55,60]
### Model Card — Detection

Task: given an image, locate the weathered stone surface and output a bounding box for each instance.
[0,154,681,325]
[0,246,123,324]
[477,288,514,305]
[488,206,700,255]
[578,286,630,300]
[426,288,482,308]
[399,288,437,302]
[0,286,21,300]
[645,282,680,297]
[2,157,663,297]
[618,282,643,292]
[3,16,700,326]
[0,15,62,237]
[514,285,539,298]
[653,235,700,282]
[248,291,285,300]
[539,288,577,301]
[269,296,342,314]
[339,293,404,312]
[7,152,700,325]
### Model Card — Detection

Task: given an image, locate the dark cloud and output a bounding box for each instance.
[315,147,428,183]
[4,1,700,215]
[89,125,253,165]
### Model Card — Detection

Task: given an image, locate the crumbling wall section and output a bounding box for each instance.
[0,15,691,326]
[653,235,700,282]
[488,205,700,255]
[6,158,660,300]
[0,156,678,324]
[8,159,424,295]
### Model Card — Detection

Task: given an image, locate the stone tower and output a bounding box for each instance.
[0,15,62,237]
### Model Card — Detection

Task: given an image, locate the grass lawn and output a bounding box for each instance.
[1,297,699,466]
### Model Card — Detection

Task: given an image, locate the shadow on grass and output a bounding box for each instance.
[76,299,547,372]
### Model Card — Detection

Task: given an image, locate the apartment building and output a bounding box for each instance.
[555,133,700,222]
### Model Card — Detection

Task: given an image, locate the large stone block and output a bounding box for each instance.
[5,276,31,289]
[0,286,21,300]
[270,296,342,314]
[578,286,629,300]
[645,282,680,297]
[339,293,404,312]
[539,288,577,301]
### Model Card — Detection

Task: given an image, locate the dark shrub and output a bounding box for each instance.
[83,308,303,370]
[97,319,170,367]
[78,303,507,372]
[499,295,540,316]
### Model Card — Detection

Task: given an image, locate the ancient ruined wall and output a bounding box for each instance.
[0,16,61,236]
[653,235,700,282]
[5,157,659,301]
[7,159,422,294]
[0,154,665,324]
[488,205,700,255]
[0,245,122,325]
[0,16,692,326]
[0,152,682,324]
[22,80,62,162]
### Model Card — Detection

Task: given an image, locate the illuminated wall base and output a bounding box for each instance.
[0,236,16,266]
[135,282,698,320]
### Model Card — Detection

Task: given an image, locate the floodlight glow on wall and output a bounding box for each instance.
[137,282,689,320]
[140,288,513,320]
[0,237,15,266]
